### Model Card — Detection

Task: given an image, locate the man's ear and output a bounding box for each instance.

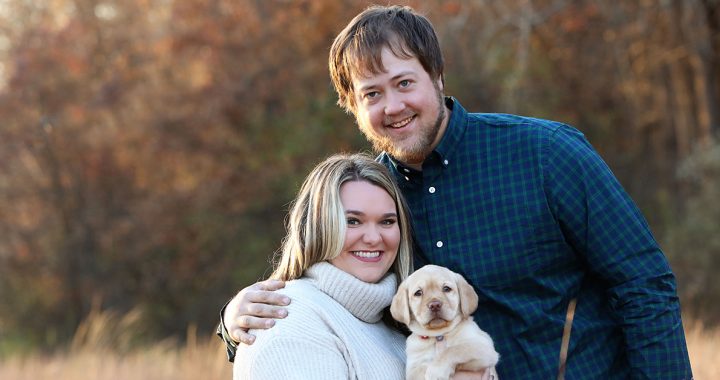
[436,75,444,92]
[457,273,479,318]
[390,280,411,325]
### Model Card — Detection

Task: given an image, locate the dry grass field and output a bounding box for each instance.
[684,320,720,379]
[0,338,232,380]
[0,313,716,379]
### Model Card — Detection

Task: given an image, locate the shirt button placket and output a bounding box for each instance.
[428,185,443,250]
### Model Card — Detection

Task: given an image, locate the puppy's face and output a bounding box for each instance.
[391,265,479,335]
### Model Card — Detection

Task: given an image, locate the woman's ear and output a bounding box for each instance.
[390,280,411,325]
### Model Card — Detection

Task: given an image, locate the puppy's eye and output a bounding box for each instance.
[414,289,423,297]
[442,286,452,292]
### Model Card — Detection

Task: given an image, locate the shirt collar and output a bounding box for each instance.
[434,96,467,164]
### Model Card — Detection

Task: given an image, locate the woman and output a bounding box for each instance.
[233,153,413,380]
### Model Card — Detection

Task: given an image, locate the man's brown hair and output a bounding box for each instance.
[329,5,444,113]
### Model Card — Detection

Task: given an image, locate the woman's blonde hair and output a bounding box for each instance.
[271,153,413,282]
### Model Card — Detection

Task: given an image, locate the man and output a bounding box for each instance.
[218,5,693,379]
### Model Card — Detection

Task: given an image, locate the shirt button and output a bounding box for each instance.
[404,176,409,181]
[443,159,449,165]
[436,241,444,248]
[403,168,410,173]
[428,186,436,194]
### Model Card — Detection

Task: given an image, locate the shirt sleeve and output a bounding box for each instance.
[233,335,350,380]
[543,125,692,379]
[216,300,238,362]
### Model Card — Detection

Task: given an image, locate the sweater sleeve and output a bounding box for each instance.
[542,125,692,378]
[233,335,351,380]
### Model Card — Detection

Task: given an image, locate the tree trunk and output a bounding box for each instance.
[701,0,720,137]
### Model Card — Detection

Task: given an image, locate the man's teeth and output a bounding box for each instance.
[389,116,413,128]
[352,251,380,258]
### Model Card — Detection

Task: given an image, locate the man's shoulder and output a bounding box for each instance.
[466,112,569,135]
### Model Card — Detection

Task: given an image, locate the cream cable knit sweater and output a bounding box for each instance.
[233,262,406,380]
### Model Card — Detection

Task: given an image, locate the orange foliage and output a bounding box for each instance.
[0,0,717,349]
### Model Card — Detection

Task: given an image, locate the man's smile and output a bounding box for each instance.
[386,115,415,129]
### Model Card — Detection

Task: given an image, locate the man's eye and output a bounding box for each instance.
[365,91,379,99]
[414,289,423,297]
[399,79,410,87]
[442,286,452,292]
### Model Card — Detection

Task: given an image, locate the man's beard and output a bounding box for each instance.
[360,86,445,165]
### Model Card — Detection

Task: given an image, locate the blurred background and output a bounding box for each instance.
[0,0,718,378]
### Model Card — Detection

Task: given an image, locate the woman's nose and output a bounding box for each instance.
[362,225,381,244]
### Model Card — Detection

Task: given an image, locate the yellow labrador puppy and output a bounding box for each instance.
[391,265,500,380]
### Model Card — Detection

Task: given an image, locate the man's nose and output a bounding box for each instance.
[384,91,405,115]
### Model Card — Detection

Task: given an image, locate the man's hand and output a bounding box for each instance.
[224,279,290,345]
[452,368,498,380]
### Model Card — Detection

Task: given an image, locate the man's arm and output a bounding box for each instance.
[543,125,692,378]
[216,279,290,361]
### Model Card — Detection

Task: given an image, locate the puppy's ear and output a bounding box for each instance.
[390,280,411,325]
[457,273,479,317]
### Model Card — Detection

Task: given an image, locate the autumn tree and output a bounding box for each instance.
[1,0,718,351]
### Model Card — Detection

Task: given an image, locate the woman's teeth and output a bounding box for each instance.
[352,251,380,258]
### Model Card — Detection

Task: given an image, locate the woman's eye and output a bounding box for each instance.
[365,91,379,99]
[347,218,360,225]
[381,218,397,225]
[414,289,423,297]
[442,286,452,292]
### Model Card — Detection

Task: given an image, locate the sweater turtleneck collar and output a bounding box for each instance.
[304,262,397,323]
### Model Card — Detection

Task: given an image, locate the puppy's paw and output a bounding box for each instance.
[424,364,453,380]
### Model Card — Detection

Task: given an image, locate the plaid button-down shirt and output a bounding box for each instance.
[379,98,692,379]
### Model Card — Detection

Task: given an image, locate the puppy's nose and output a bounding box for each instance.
[428,300,442,312]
